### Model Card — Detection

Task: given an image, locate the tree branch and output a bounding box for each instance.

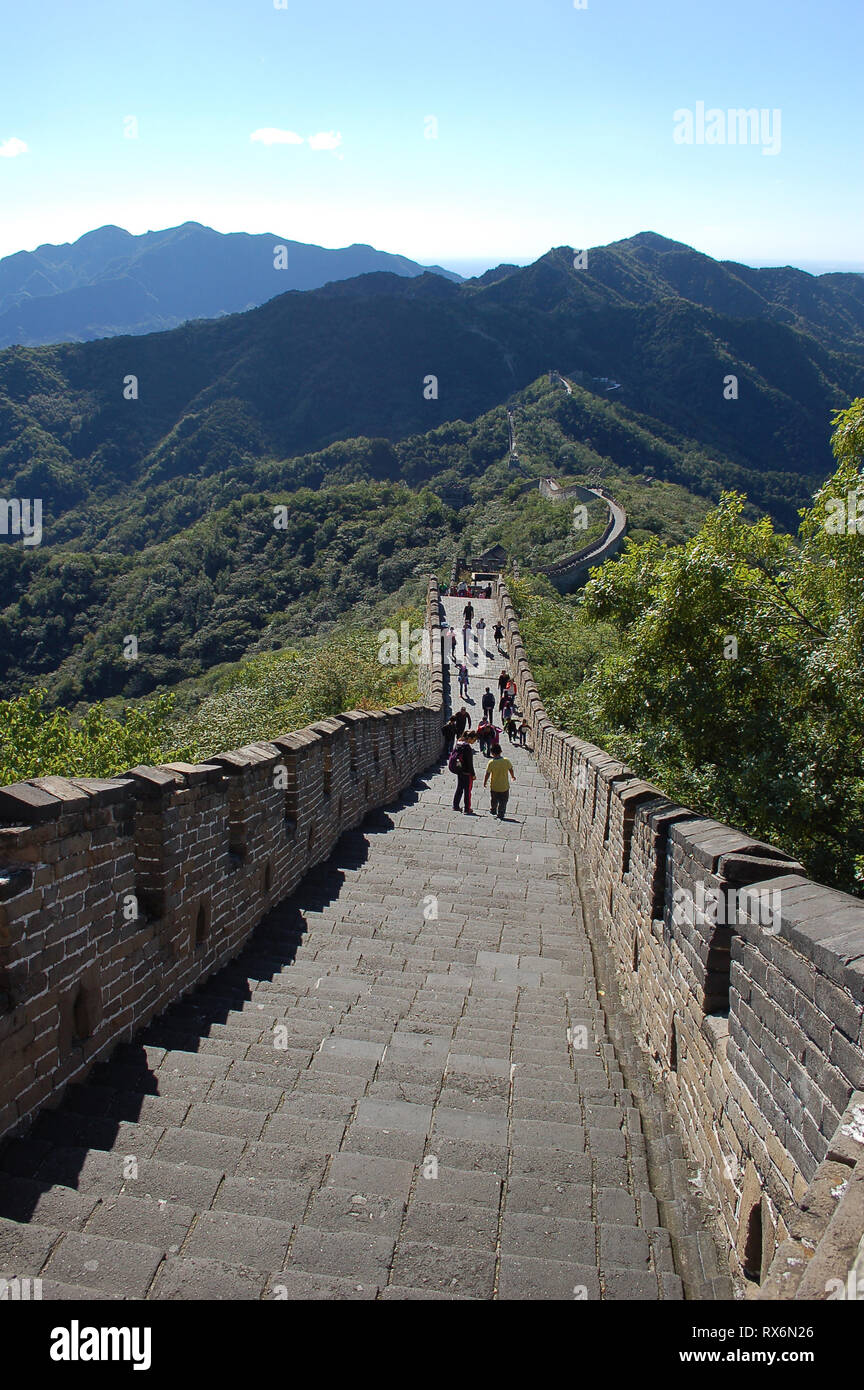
[749,559,830,639]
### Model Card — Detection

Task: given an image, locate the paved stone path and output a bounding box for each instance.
[0,596,682,1300]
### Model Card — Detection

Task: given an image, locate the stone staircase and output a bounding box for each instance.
[0,596,703,1299]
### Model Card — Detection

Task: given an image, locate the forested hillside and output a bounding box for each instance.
[2,234,862,773]
[1,237,861,533]
[0,613,422,786]
[0,373,730,707]
[511,399,864,896]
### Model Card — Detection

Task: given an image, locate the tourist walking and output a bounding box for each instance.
[451,734,476,814]
[452,706,471,738]
[505,715,518,744]
[518,718,529,747]
[442,715,458,756]
[484,743,515,819]
[477,717,495,757]
[498,670,510,698]
[481,686,496,720]
[463,601,474,626]
[493,622,505,653]
[449,629,457,659]
[457,661,470,698]
[476,617,487,648]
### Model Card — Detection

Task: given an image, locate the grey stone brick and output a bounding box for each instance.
[42,1231,163,1299]
[289,1226,395,1282]
[500,1211,597,1263]
[152,1255,267,1300]
[184,1209,294,1270]
[389,1240,496,1297]
[600,1225,652,1269]
[498,1255,601,1301]
[403,1199,498,1250]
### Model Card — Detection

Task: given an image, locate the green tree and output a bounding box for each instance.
[514,401,864,892]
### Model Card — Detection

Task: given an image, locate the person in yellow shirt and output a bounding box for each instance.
[483,743,515,819]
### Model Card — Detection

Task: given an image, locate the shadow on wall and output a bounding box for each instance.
[0,778,434,1225]
[0,582,446,1151]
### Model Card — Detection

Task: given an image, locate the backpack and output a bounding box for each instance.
[448,746,465,774]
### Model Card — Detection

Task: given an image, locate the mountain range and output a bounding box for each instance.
[1,229,863,707]
[2,232,862,521]
[0,222,462,348]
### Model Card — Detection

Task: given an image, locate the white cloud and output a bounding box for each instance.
[249,128,343,154]
[0,137,29,159]
[250,128,304,146]
[307,131,342,152]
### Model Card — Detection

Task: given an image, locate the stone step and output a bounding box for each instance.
[0,694,694,1301]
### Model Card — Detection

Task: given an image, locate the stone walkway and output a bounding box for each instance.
[0,596,682,1300]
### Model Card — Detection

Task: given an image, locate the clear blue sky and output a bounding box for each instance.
[1,0,861,273]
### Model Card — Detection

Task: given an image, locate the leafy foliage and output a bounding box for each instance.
[0,614,421,784]
[512,401,864,893]
[172,621,421,763]
[0,688,181,784]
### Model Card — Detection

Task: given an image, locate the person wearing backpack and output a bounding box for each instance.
[450,735,475,814]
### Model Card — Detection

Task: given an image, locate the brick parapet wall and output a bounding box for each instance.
[0,577,445,1145]
[542,487,628,586]
[759,1092,864,1300]
[495,576,864,1295]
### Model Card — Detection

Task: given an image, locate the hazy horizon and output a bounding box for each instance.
[5,219,864,286]
[2,0,861,269]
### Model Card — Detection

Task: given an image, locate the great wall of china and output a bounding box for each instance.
[0,569,861,1299]
[494,575,864,1300]
[538,478,629,589]
[0,587,444,1150]
[507,371,630,590]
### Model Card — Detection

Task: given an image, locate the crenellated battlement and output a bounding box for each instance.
[0,579,446,1146]
[493,574,864,1298]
